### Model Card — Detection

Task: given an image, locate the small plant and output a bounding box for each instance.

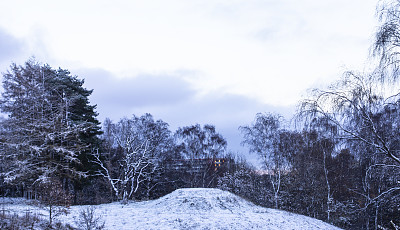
[0,211,42,229]
[36,178,73,226]
[75,206,105,230]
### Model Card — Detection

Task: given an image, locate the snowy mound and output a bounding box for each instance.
[135,188,341,230]
[151,188,258,213]
[2,188,342,229]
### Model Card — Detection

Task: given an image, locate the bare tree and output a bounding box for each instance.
[306,117,337,222]
[92,143,154,202]
[374,0,400,80]
[299,72,400,164]
[75,206,105,230]
[174,124,227,188]
[36,178,72,226]
[93,115,171,202]
[240,113,291,209]
[299,71,400,228]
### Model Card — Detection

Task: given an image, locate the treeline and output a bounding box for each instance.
[221,111,400,229]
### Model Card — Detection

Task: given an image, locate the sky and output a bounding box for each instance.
[0,0,379,167]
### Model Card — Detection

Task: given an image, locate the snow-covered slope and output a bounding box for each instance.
[2,188,342,230]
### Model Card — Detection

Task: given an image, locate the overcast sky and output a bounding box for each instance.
[0,0,379,166]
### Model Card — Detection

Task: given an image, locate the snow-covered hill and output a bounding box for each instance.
[2,188,342,230]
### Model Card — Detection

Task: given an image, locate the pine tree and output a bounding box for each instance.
[0,59,101,193]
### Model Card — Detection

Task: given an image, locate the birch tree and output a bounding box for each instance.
[299,72,400,164]
[299,71,400,228]
[374,0,400,80]
[93,114,172,202]
[240,113,291,209]
[174,124,227,187]
[174,124,227,159]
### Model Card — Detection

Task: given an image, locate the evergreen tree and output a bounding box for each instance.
[0,59,101,193]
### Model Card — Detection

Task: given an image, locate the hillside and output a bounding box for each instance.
[1,188,341,230]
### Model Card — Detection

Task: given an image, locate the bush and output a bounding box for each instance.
[75,206,105,230]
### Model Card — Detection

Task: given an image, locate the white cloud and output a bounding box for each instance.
[0,0,380,163]
[0,1,378,106]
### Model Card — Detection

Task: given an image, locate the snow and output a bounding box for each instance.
[1,188,342,230]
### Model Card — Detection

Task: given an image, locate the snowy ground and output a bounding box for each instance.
[1,188,342,230]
